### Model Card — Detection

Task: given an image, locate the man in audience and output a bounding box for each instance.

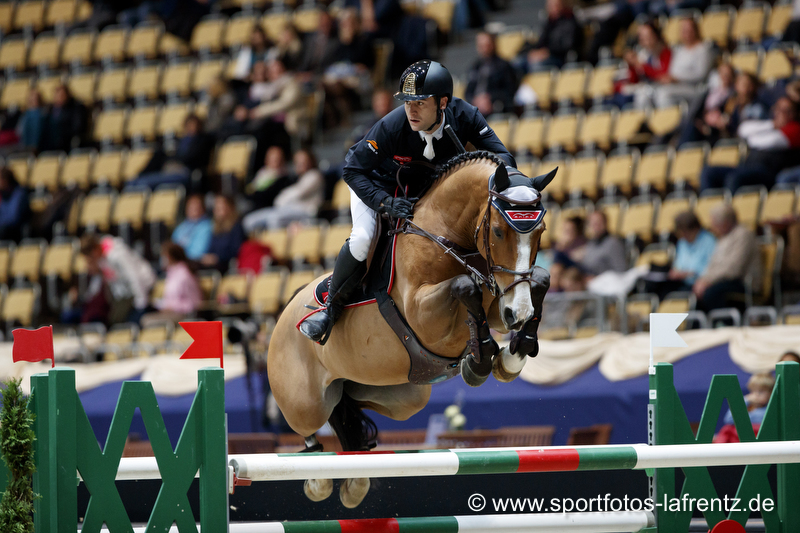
[700,97,800,192]
[518,0,583,71]
[693,205,760,312]
[580,211,627,276]
[172,193,212,261]
[464,31,518,116]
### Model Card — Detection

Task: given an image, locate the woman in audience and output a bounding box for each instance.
[268,25,304,68]
[201,195,247,272]
[652,18,714,108]
[618,21,671,108]
[676,63,736,145]
[232,26,271,82]
[141,242,202,327]
[243,148,326,232]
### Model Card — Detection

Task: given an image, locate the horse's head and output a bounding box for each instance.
[482,165,556,331]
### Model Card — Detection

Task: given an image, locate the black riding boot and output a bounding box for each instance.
[300,241,366,345]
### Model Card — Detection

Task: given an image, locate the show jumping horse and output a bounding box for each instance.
[268,152,555,508]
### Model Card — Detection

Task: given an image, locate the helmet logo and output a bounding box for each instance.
[403,72,416,95]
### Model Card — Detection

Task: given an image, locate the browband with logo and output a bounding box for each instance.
[489,168,546,234]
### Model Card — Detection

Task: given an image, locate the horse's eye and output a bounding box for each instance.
[492,227,503,239]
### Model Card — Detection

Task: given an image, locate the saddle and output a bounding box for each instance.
[311,216,463,385]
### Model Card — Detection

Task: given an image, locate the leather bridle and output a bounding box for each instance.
[391,178,546,298]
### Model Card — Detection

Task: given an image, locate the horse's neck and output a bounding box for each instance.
[416,163,492,248]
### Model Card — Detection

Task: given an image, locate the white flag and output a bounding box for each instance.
[650,313,688,348]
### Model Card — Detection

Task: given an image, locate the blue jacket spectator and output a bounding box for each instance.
[18,89,45,150]
[200,195,246,272]
[172,193,213,260]
[672,211,716,285]
[0,167,30,242]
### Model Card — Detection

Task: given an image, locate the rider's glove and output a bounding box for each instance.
[379,196,418,219]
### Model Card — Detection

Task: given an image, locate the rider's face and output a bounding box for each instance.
[404,97,443,133]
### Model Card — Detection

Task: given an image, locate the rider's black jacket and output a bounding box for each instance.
[342,97,516,211]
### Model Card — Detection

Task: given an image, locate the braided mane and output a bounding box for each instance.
[434,151,505,184]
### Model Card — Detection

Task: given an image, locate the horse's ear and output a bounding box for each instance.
[531,167,557,192]
[494,165,510,191]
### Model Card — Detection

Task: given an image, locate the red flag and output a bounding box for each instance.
[12,326,55,368]
[179,321,224,368]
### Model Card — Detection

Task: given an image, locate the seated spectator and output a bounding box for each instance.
[714,372,774,443]
[245,146,293,209]
[519,0,583,71]
[249,59,304,137]
[645,210,715,297]
[232,26,271,82]
[18,89,45,151]
[580,211,627,276]
[0,167,30,241]
[540,266,593,331]
[200,195,247,272]
[76,234,156,325]
[650,18,713,109]
[357,0,429,75]
[202,77,237,135]
[549,216,587,291]
[321,10,375,128]
[616,21,671,108]
[141,242,202,327]
[465,31,518,117]
[693,204,760,312]
[678,69,767,147]
[298,10,340,77]
[172,193,212,261]
[267,25,304,68]
[40,85,88,152]
[780,351,800,364]
[129,114,214,190]
[243,149,326,232]
[700,97,800,192]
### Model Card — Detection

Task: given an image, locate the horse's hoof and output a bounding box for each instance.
[339,477,370,508]
[460,356,490,387]
[492,346,525,383]
[304,478,333,502]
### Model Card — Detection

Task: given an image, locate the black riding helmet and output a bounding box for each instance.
[395,60,453,131]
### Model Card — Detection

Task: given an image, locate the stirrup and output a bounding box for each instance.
[299,308,335,345]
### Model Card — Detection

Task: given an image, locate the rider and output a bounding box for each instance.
[300,59,517,344]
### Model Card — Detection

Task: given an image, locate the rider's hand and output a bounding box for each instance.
[380,196,418,219]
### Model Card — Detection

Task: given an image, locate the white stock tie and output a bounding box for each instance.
[419,118,445,161]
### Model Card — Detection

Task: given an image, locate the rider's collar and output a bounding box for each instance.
[419,115,445,142]
[489,168,545,234]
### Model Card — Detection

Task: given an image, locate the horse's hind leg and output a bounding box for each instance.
[451,275,499,387]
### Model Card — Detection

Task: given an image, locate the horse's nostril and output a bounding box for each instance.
[503,307,516,325]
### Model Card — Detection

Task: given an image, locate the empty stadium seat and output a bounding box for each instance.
[67,69,97,105]
[14,1,45,32]
[261,10,290,42]
[495,27,530,61]
[190,15,226,54]
[422,1,456,33]
[214,136,256,183]
[160,59,194,97]
[487,114,514,148]
[511,113,546,156]
[6,153,33,187]
[760,46,795,83]
[707,139,744,167]
[46,0,78,28]
[158,101,192,137]
[30,152,64,191]
[767,3,793,37]
[579,106,613,151]
[225,13,256,49]
[553,64,589,105]
[217,272,251,315]
[96,66,130,103]
[596,197,625,236]
[331,179,351,215]
[634,145,671,194]
[658,291,696,314]
[146,185,185,252]
[61,149,95,189]
[731,185,765,231]
[249,268,287,316]
[10,239,45,283]
[729,45,760,76]
[93,107,128,144]
[758,185,796,225]
[125,105,160,142]
[281,268,319,306]
[79,188,115,232]
[192,56,227,93]
[288,222,326,266]
[42,237,76,284]
[293,6,323,34]
[636,242,675,268]
[123,145,155,183]
[126,21,162,60]
[536,156,569,202]
[128,63,162,101]
[546,111,580,153]
[518,69,554,110]
[612,107,646,145]
[566,151,600,199]
[62,28,94,66]
[701,6,734,47]
[322,223,351,263]
[0,35,29,71]
[93,25,128,63]
[254,228,289,261]
[620,195,659,242]
[159,32,190,57]
[0,3,12,34]
[647,105,683,137]
[36,74,62,104]
[113,187,148,236]
[91,147,125,188]
[1,283,40,329]
[29,32,61,70]
[732,2,767,43]
[752,234,783,307]
[586,61,621,103]
[625,293,658,332]
[0,243,12,285]
[600,147,637,195]
[669,142,708,189]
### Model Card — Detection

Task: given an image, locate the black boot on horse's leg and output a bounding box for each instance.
[300,241,366,345]
[450,275,498,387]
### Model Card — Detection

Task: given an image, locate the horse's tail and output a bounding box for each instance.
[328,391,378,452]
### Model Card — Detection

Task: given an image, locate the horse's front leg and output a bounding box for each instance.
[451,275,499,387]
[493,266,550,383]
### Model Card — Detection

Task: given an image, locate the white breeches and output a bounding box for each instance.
[349,188,378,262]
